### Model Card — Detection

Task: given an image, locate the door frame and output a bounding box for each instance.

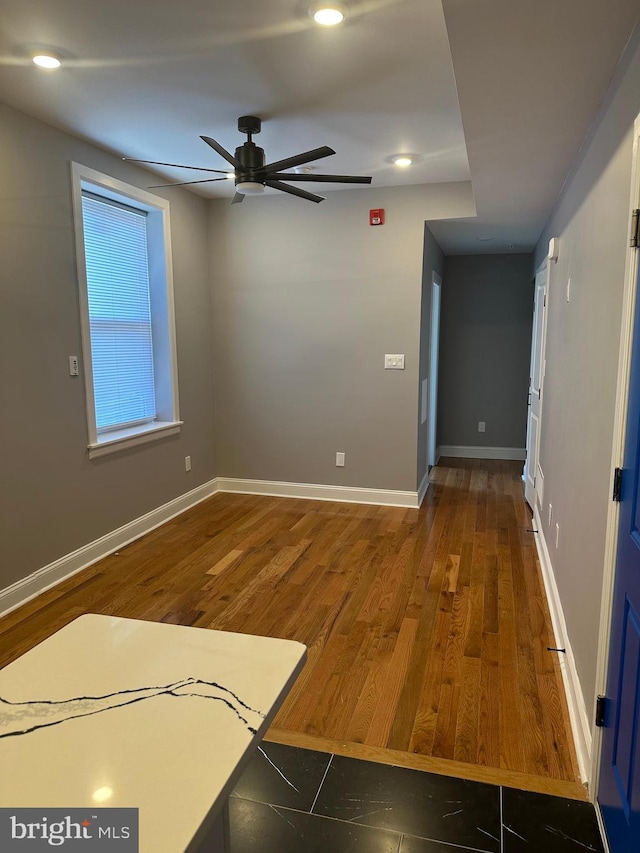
[592,115,640,810]
[428,271,442,468]
[524,261,549,510]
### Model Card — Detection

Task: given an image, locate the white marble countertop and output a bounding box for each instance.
[0,614,306,852]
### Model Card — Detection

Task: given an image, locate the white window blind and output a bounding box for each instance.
[81,192,157,432]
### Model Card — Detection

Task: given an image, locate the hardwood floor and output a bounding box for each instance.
[0,458,583,798]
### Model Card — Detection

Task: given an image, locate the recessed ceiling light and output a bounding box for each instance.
[392,155,413,168]
[310,3,346,26]
[32,53,61,69]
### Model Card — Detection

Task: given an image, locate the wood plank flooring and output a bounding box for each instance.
[0,458,583,798]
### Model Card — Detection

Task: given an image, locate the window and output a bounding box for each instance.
[71,163,181,459]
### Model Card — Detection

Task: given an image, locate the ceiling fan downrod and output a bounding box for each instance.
[235,116,266,193]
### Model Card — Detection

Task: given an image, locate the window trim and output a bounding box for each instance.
[71,162,182,459]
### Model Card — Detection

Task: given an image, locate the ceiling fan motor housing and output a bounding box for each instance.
[235,142,266,185]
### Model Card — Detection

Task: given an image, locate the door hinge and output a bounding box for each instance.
[543,293,546,307]
[595,695,607,727]
[613,467,623,502]
[631,209,640,247]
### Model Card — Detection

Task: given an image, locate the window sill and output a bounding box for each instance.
[88,421,183,460]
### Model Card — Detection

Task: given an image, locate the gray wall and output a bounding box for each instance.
[417,226,445,486]
[0,102,216,590]
[437,254,534,449]
[533,26,640,713]
[209,183,473,492]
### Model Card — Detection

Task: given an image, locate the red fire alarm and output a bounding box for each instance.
[369,208,385,226]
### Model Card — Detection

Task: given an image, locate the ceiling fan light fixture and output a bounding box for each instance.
[140,116,371,203]
[236,181,265,195]
[310,3,346,26]
[32,52,61,69]
[391,155,413,168]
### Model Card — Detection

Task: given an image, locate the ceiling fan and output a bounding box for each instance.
[124,115,372,204]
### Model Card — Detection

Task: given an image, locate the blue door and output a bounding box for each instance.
[598,260,640,851]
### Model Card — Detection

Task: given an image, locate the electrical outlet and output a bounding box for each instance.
[68,356,79,376]
[336,452,345,467]
[555,522,560,549]
[566,277,571,303]
[478,421,486,433]
[185,456,191,472]
[548,503,553,526]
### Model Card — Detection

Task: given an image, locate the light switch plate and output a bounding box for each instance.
[385,354,405,369]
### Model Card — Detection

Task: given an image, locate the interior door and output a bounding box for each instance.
[598,260,640,851]
[524,267,547,508]
[428,273,441,468]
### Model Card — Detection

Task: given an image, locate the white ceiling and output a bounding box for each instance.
[0,0,638,253]
[431,0,640,253]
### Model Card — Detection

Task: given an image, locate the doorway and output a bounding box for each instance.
[524,265,547,508]
[428,272,442,468]
[592,115,640,851]
[598,252,640,851]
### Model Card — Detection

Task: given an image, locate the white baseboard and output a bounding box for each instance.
[533,505,592,783]
[438,445,526,461]
[417,471,430,507]
[0,479,220,619]
[216,477,420,508]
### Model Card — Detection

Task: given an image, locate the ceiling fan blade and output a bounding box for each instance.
[201,135,241,169]
[262,146,335,174]
[122,158,229,174]
[231,192,245,204]
[147,177,230,188]
[268,173,372,184]
[265,180,324,203]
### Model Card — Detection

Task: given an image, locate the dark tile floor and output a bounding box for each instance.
[230,742,605,853]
